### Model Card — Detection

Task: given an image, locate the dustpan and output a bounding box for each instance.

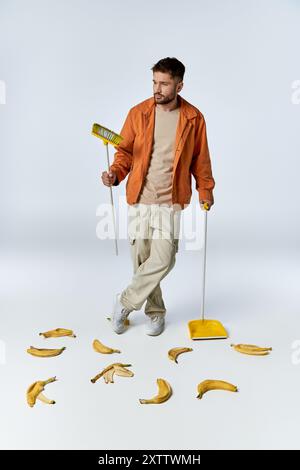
[188,202,228,340]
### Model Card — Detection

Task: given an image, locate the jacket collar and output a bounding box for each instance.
[141,94,197,120]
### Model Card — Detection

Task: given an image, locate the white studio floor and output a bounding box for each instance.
[1,240,299,450]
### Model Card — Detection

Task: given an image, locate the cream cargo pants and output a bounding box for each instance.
[120,203,182,317]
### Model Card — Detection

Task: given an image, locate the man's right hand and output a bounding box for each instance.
[101,170,117,187]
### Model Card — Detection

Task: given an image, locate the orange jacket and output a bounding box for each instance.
[109,94,215,210]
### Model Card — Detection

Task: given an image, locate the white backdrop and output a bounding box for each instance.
[1,0,300,450]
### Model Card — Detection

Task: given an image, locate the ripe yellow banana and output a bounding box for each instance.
[197,380,238,399]
[139,378,172,404]
[39,328,76,338]
[231,343,272,356]
[91,363,134,384]
[92,339,121,354]
[26,376,57,407]
[27,346,66,358]
[168,347,193,364]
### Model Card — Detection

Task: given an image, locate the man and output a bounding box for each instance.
[101,57,215,336]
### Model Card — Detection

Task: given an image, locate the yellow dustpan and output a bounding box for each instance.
[188,202,228,340]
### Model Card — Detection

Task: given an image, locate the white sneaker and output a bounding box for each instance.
[145,314,165,336]
[111,293,132,334]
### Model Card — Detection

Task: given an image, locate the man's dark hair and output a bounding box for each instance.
[151,57,185,82]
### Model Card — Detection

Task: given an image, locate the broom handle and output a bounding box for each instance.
[201,208,208,321]
[105,145,118,256]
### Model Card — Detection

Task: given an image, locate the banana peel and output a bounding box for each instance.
[27,376,57,407]
[91,363,134,384]
[231,343,272,356]
[39,328,76,338]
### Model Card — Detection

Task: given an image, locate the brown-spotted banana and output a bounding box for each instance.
[39,328,76,338]
[91,363,134,384]
[139,378,172,404]
[92,339,121,354]
[26,376,57,407]
[168,347,193,364]
[231,343,272,356]
[27,346,66,358]
[197,380,238,399]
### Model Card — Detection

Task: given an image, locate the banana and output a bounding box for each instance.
[197,380,238,399]
[139,378,172,404]
[168,347,193,364]
[231,343,272,356]
[92,339,121,354]
[107,317,130,326]
[27,346,66,358]
[39,328,76,338]
[26,376,57,407]
[91,363,133,384]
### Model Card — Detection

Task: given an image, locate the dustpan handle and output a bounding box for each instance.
[201,203,209,321]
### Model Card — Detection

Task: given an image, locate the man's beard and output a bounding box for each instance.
[154,92,176,104]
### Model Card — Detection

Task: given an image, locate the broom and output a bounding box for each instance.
[91,123,123,256]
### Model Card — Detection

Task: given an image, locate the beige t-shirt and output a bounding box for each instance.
[137,105,180,205]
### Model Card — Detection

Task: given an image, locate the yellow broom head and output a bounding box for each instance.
[91,123,123,146]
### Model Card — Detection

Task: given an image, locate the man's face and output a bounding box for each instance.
[153,71,183,105]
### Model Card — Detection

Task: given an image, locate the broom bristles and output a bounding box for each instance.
[92,123,123,145]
